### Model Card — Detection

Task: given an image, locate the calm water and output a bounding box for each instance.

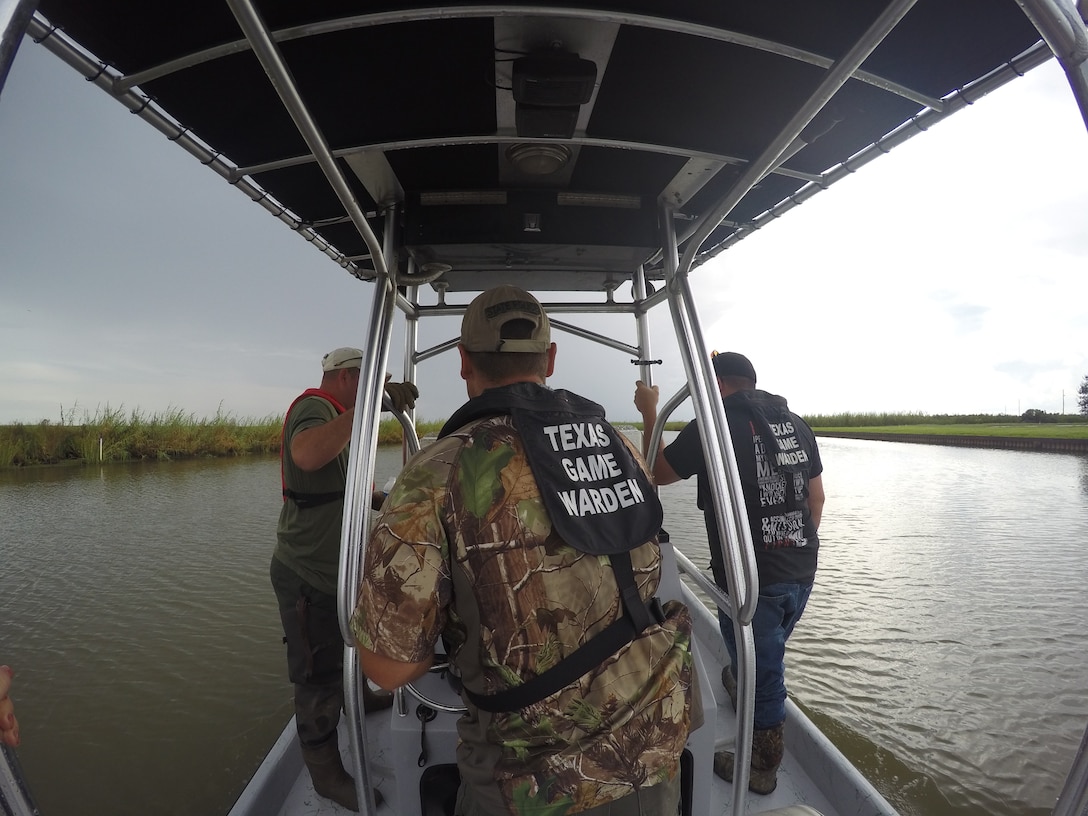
[1,439,1086,816]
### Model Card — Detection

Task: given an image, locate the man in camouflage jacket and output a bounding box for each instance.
[352,286,694,816]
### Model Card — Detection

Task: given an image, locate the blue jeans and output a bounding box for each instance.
[719,581,813,730]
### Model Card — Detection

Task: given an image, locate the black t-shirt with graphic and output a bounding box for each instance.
[663,389,822,588]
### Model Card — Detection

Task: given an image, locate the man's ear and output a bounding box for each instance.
[458,344,472,382]
[545,343,557,378]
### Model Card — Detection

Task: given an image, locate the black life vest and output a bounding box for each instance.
[439,382,666,712]
[280,389,348,509]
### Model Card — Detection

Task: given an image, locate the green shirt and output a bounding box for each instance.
[274,394,348,595]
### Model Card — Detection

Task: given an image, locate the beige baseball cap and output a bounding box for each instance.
[321,347,363,371]
[460,285,550,353]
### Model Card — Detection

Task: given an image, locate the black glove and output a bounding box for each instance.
[383,380,419,412]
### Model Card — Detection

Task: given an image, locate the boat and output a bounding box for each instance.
[2,3,1087,816]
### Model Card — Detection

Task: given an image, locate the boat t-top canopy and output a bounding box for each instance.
[4,1,1087,295]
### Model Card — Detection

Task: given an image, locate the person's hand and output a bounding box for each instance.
[0,665,20,748]
[383,380,419,412]
[633,380,659,416]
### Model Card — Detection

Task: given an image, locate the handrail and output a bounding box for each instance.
[1053,718,1088,816]
[339,288,396,816]
[646,412,758,813]
[223,0,388,280]
[399,664,466,715]
[656,203,760,625]
[644,383,757,625]
[641,376,758,816]
[654,198,761,813]
[381,395,421,460]
[336,213,401,816]
[1017,0,1088,131]
[0,0,36,99]
[676,0,920,273]
[0,742,40,816]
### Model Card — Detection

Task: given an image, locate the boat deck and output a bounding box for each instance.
[229,571,898,816]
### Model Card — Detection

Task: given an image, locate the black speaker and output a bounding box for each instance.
[512,53,597,106]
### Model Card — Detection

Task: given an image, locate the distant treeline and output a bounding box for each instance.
[803,410,1088,427]
[2,407,1085,468]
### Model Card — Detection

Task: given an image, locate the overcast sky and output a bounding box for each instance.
[1,40,1086,426]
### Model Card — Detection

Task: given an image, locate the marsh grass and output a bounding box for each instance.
[0,405,282,467]
[804,411,1021,427]
[811,422,1088,439]
[0,405,450,468]
[802,411,1088,434]
[5,407,1085,468]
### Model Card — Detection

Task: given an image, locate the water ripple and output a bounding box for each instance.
[3,445,1087,816]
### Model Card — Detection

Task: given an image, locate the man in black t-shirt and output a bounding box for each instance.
[634,351,824,795]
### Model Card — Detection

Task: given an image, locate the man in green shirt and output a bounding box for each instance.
[272,346,416,811]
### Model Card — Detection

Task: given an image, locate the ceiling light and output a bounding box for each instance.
[506,143,572,175]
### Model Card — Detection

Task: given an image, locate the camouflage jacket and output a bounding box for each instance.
[352,392,693,815]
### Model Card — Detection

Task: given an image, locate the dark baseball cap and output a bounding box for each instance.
[711,351,756,383]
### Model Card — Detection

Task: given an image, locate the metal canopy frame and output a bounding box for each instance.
[3,4,1088,816]
[9,1,1086,290]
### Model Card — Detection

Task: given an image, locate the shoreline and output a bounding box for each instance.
[815,430,1088,454]
[5,423,1088,469]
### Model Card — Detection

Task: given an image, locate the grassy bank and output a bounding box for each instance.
[4,408,1086,468]
[0,406,448,468]
[803,411,1088,438]
[810,423,1088,439]
[0,406,282,467]
[627,412,1088,437]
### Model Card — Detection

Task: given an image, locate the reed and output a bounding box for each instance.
[381,418,446,444]
[0,404,282,467]
[811,422,1088,439]
[6,407,1085,468]
[802,411,1016,427]
[0,406,451,468]
[802,411,1088,430]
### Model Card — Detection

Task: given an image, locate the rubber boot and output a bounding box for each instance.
[301,734,359,811]
[712,723,784,795]
[721,666,737,711]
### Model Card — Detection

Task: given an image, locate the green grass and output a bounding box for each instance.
[4,407,1086,468]
[614,421,688,433]
[0,405,284,467]
[625,412,1088,438]
[0,405,449,468]
[812,423,1088,439]
[801,411,1088,438]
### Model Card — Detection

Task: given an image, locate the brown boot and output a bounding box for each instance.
[712,723,784,795]
[301,736,359,811]
[721,666,737,711]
